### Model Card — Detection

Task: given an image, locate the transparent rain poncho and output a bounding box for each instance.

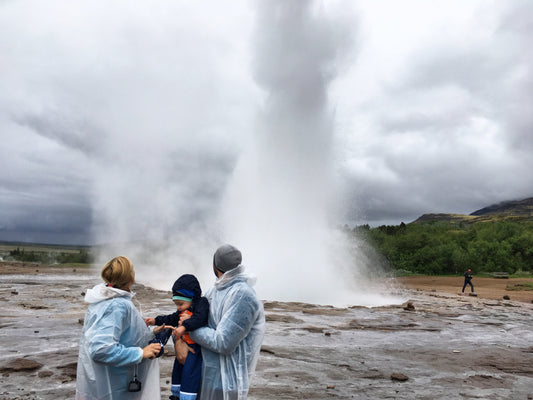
[190,266,265,400]
[75,283,160,400]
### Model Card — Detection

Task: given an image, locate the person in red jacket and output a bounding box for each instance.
[462,269,474,293]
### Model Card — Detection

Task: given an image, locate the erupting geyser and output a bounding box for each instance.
[92,1,402,307]
[220,1,398,306]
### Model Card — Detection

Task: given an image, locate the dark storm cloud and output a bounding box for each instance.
[0,114,93,244]
[0,204,91,245]
[0,170,92,245]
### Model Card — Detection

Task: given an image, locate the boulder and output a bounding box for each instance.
[58,362,78,378]
[391,373,409,381]
[0,358,43,372]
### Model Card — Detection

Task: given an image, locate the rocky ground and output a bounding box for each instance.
[1,262,532,400]
[395,275,533,303]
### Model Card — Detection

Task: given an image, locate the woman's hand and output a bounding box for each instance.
[174,339,195,365]
[142,343,161,359]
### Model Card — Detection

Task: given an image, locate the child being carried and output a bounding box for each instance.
[145,274,209,400]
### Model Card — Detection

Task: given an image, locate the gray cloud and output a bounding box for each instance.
[339,1,533,226]
[1,0,255,245]
[15,112,104,156]
[1,0,532,249]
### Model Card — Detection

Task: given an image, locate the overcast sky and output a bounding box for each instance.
[1,0,532,247]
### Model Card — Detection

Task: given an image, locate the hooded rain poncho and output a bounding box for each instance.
[75,283,160,400]
[190,265,265,400]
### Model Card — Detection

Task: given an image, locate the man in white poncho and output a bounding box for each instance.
[188,244,265,400]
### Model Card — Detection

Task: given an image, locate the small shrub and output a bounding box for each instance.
[505,283,533,291]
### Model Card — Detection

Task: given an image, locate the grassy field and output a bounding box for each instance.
[0,241,90,253]
[0,241,93,265]
[506,282,533,291]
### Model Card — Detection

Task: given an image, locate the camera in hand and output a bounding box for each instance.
[128,378,141,392]
[149,328,172,358]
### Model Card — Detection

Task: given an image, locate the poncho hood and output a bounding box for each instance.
[214,265,257,291]
[84,283,135,304]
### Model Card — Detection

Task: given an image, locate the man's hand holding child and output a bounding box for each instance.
[179,311,191,325]
[172,325,186,338]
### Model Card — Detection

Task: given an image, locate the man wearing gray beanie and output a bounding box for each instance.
[180,244,265,400]
[213,244,242,273]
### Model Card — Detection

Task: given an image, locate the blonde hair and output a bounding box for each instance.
[101,256,135,290]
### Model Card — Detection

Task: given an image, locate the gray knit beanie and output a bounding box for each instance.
[213,244,242,273]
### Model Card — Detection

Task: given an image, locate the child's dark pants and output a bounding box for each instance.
[172,343,202,400]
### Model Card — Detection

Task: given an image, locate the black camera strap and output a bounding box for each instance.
[128,365,142,392]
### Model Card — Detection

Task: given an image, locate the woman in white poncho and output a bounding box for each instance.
[75,256,163,400]
[187,244,265,400]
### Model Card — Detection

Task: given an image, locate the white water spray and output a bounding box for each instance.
[90,1,402,307]
[220,1,399,306]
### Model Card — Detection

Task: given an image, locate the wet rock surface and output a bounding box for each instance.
[1,262,533,399]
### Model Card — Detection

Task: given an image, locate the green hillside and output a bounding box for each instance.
[353,197,533,276]
[412,197,533,224]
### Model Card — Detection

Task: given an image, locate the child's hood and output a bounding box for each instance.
[172,274,202,298]
[84,283,134,304]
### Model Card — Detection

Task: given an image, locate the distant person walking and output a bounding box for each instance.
[462,268,474,293]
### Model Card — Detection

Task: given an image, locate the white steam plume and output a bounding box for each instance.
[90,1,400,306]
[220,1,399,306]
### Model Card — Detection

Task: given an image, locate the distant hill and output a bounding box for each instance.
[412,197,533,224]
[470,197,533,217]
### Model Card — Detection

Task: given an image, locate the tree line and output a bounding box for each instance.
[8,247,93,264]
[352,220,533,276]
